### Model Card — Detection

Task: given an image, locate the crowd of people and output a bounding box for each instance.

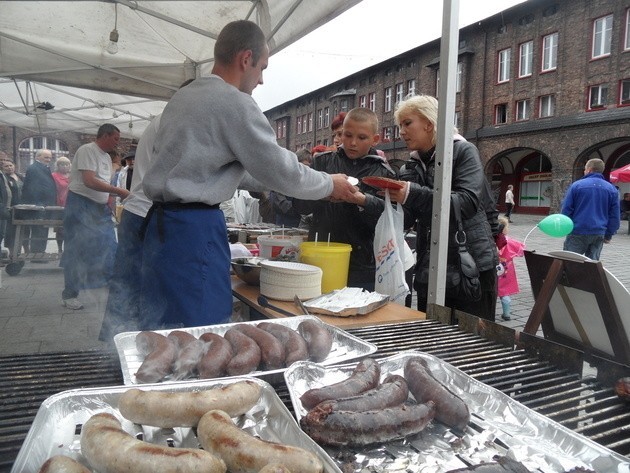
[0,20,626,344]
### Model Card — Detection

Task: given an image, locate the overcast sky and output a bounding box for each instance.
[253,0,527,111]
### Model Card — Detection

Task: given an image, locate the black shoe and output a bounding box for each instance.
[501,314,511,321]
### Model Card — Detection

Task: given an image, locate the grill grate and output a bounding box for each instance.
[1,318,629,471]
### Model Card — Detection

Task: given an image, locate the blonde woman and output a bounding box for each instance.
[387,95,499,321]
[52,156,71,254]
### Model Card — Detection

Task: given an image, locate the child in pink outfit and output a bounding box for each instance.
[497,217,525,321]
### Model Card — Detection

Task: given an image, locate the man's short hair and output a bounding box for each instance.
[345,108,379,135]
[214,20,266,66]
[97,123,120,139]
[586,158,605,174]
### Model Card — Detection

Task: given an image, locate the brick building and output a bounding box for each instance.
[264,0,630,214]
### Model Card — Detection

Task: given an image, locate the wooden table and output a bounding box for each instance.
[231,276,425,328]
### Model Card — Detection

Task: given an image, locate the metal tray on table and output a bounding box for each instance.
[284,351,630,473]
[114,315,377,385]
[11,377,341,473]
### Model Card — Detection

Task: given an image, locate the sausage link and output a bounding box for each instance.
[234,324,285,370]
[134,331,177,383]
[300,358,381,410]
[198,332,234,379]
[258,465,292,473]
[258,322,309,366]
[297,320,333,362]
[224,328,262,376]
[80,412,226,473]
[300,401,436,447]
[197,410,323,473]
[404,358,470,430]
[166,330,196,349]
[118,380,262,428]
[318,374,409,412]
[38,455,90,473]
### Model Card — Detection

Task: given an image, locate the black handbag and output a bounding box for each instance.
[415,195,482,302]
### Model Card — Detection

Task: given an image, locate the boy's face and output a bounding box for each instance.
[341,118,379,159]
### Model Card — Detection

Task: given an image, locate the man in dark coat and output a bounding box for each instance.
[21,149,57,254]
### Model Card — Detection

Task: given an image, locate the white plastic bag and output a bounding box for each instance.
[374,190,410,305]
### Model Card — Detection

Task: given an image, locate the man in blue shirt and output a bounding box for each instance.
[561,158,620,260]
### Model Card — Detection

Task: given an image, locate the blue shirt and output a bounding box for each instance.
[561,173,620,238]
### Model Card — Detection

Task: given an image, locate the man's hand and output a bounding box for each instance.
[329,174,357,201]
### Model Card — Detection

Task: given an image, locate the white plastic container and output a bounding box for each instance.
[257,235,303,261]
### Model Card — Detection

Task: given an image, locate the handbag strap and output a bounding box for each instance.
[451,194,467,249]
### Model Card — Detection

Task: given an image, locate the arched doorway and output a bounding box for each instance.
[487,147,551,215]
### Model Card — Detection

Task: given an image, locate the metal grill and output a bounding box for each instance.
[1,317,630,471]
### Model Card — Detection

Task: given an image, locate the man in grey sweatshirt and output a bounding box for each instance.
[140,20,357,330]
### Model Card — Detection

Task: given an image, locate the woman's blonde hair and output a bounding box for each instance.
[55,156,71,169]
[394,94,459,148]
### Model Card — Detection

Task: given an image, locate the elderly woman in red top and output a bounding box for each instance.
[52,156,71,254]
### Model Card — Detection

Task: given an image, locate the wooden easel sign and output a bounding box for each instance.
[524,250,630,364]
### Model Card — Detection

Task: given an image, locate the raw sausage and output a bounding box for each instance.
[118,380,262,428]
[297,320,333,362]
[317,374,409,412]
[404,358,470,430]
[224,328,262,376]
[80,412,226,473]
[300,401,436,447]
[198,332,234,379]
[38,455,90,473]
[197,409,323,473]
[300,358,381,410]
[134,331,177,383]
[258,322,309,366]
[234,324,285,370]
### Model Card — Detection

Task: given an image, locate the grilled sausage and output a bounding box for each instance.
[224,328,262,376]
[297,320,333,362]
[134,331,177,383]
[316,374,409,412]
[166,330,204,380]
[404,358,470,430]
[198,332,234,379]
[300,401,436,447]
[166,329,196,348]
[234,324,285,370]
[300,358,381,410]
[197,409,323,473]
[38,455,90,473]
[258,465,292,473]
[80,412,226,473]
[258,322,309,366]
[118,380,262,428]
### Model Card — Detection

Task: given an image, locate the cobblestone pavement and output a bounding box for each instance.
[1,214,629,355]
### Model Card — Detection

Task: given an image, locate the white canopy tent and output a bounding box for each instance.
[0,0,362,138]
[0,0,464,310]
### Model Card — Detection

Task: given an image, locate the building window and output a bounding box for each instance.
[308,112,313,132]
[317,109,323,129]
[454,111,460,128]
[276,122,283,138]
[516,99,531,121]
[384,87,393,112]
[296,116,302,135]
[498,48,511,83]
[408,59,416,68]
[519,41,533,77]
[282,121,286,139]
[368,92,376,111]
[302,115,308,134]
[381,126,393,142]
[592,14,613,59]
[18,136,69,173]
[324,107,330,128]
[495,104,508,124]
[625,9,630,50]
[407,79,416,96]
[542,33,558,71]
[359,95,366,108]
[340,99,348,112]
[539,94,556,117]
[456,62,463,93]
[435,68,440,98]
[369,75,376,84]
[395,83,404,105]
[588,84,608,109]
[620,79,630,105]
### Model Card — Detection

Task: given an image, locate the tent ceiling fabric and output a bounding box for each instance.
[0,0,361,138]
